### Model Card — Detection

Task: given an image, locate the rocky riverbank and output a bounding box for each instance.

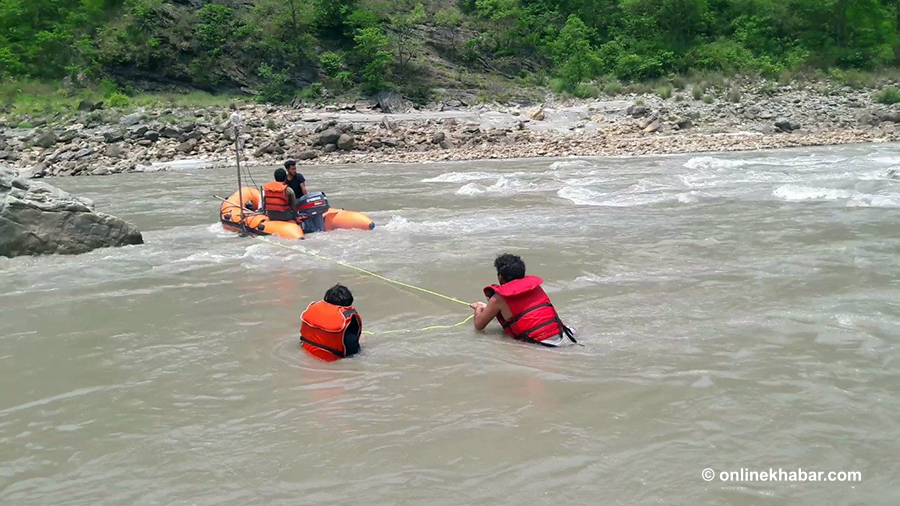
[4,80,900,178]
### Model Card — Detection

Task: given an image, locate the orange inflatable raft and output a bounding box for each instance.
[220,187,375,240]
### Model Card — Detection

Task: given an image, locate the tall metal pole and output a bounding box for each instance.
[230,112,248,236]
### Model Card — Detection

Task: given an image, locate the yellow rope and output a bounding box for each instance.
[253,235,474,335]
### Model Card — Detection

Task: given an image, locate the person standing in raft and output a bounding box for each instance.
[284,160,307,198]
[300,284,363,361]
[470,253,577,347]
[262,168,299,221]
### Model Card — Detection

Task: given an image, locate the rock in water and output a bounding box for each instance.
[0,168,143,258]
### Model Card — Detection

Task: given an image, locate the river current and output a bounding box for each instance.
[2,144,899,504]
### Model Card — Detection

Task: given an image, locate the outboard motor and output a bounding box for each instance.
[297,191,329,233]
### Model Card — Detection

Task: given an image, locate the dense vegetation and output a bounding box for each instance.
[1,0,900,103]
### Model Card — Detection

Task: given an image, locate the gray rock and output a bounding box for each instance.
[381,116,396,131]
[297,150,318,160]
[774,118,799,132]
[120,113,142,126]
[18,163,48,179]
[104,131,124,143]
[58,130,78,143]
[627,104,649,118]
[676,118,693,130]
[0,167,142,258]
[77,99,94,112]
[128,125,149,138]
[439,139,455,150]
[73,148,94,160]
[315,120,338,133]
[160,126,181,139]
[639,113,659,129]
[105,144,125,158]
[176,141,194,153]
[337,134,355,151]
[381,138,399,147]
[143,131,159,142]
[432,131,446,144]
[643,119,661,133]
[254,141,284,156]
[323,144,338,153]
[34,131,58,149]
[315,128,341,146]
[374,90,411,114]
[136,139,153,147]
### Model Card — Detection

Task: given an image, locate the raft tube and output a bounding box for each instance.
[220,187,375,240]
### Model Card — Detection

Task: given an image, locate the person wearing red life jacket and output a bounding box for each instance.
[262,168,299,221]
[470,253,576,347]
[300,284,363,361]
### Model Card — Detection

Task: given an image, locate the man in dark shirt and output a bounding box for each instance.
[284,160,306,198]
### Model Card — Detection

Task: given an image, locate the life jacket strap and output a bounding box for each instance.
[300,336,345,358]
[500,302,553,330]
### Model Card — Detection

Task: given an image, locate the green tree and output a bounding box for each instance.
[353,26,393,91]
[390,2,427,74]
[551,15,600,89]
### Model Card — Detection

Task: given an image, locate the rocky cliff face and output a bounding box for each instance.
[0,168,143,258]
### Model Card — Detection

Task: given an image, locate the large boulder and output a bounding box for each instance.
[337,133,355,151]
[315,128,341,146]
[0,167,143,257]
[374,90,412,114]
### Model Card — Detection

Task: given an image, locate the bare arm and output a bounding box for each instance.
[470,295,502,331]
[286,187,299,212]
[300,182,307,197]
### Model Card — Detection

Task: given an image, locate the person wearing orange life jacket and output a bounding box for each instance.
[300,284,362,361]
[470,253,577,347]
[262,168,299,221]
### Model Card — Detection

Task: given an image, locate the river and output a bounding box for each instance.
[2,144,899,504]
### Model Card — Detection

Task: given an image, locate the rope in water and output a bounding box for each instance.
[252,235,474,335]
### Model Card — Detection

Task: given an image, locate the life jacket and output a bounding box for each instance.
[262,181,290,212]
[484,275,576,346]
[300,301,362,362]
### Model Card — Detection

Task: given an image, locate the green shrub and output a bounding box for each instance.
[602,81,623,95]
[320,52,344,77]
[549,77,566,93]
[435,7,463,27]
[726,88,741,103]
[573,83,598,98]
[692,86,703,100]
[702,94,714,104]
[106,92,130,108]
[99,78,119,98]
[656,84,673,99]
[876,87,900,105]
[256,63,293,103]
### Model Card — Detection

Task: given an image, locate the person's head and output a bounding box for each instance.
[284,160,297,176]
[324,283,354,306]
[494,253,526,284]
[274,168,287,182]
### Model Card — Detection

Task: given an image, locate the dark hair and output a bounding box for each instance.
[274,168,287,182]
[324,284,354,306]
[494,253,526,282]
[284,160,297,170]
